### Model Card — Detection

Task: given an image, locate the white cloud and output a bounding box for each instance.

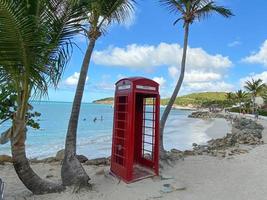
[167,69,233,94]
[153,77,166,87]
[64,72,88,86]
[240,71,267,87]
[95,82,115,90]
[168,66,179,79]
[92,43,234,96]
[242,40,267,66]
[228,40,241,47]
[166,69,233,96]
[169,68,222,82]
[92,74,115,91]
[184,71,222,82]
[92,43,232,70]
[183,81,234,93]
[152,76,170,97]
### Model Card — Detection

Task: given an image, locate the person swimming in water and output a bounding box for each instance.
[93,117,97,122]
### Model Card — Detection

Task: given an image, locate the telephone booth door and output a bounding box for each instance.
[111,77,160,183]
[111,95,130,179]
[133,94,159,180]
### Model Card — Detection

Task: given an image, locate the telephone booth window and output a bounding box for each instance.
[110,77,160,183]
[142,97,156,161]
[114,96,128,166]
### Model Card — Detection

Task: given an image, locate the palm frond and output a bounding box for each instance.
[82,0,136,34]
[195,1,234,20]
[159,0,186,15]
[0,0,85,100]
[235,89,247,99]
[104,0,136,25]
[0,0,34,67]
[244,78,265,97]
[159,0,233,25]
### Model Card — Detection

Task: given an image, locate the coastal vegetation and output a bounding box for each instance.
[162,92,229,107]
[234,90,248,114]
[0,84,41,130]
[223,79,266,116]
[244,79,266,113]
[158,0,233,158]
[0,0,85,194]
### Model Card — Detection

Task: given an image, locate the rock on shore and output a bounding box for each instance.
[188,111,231,119]
[0,155,12,165]
[192,117,264,158]
[165,116,264,162]
[29,150,90,164]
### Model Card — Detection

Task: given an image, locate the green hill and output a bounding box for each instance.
[93,92,229,107]
[92,97,114,104]
[162,92,228,107]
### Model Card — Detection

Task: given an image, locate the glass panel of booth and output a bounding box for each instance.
[141,97,156,161]
[114,95,128,166]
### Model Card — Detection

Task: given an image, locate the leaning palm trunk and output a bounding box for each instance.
[11,91,64,194]
[61,0,135,186]
[62,37,97,186]
[160,23,189,159]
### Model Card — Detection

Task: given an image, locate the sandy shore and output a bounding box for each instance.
[1,118,267,200]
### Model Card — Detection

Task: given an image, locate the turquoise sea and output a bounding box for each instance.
[0,102,212,159]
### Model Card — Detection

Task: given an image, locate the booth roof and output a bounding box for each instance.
[115,77,159,86]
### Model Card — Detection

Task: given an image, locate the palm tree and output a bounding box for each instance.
[235,90,247,113]
[244,79,266,114]
[226,92,233,99]
[159,0,233,158]
[0,0,84,194]
[226,92,236,104]
[62,0,136,187]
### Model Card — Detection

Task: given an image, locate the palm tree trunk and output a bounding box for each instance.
[239,101,242,114]
[160,23,190,159]
[11,94,64,194]
[61,38,96,186]
[253,96,256,114]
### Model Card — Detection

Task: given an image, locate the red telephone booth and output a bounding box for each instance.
[110,77,160,183]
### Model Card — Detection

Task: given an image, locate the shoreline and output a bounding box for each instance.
[0,116,231,164]
[0,113,235,162]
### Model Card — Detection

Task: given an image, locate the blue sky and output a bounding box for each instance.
[48,0,267,103]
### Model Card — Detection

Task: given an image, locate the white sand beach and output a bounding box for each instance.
[1,117,267,200]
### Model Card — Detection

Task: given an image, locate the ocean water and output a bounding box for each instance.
[0,102,212,159]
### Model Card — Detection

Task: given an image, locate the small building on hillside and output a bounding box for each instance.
[255,97,264,108]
